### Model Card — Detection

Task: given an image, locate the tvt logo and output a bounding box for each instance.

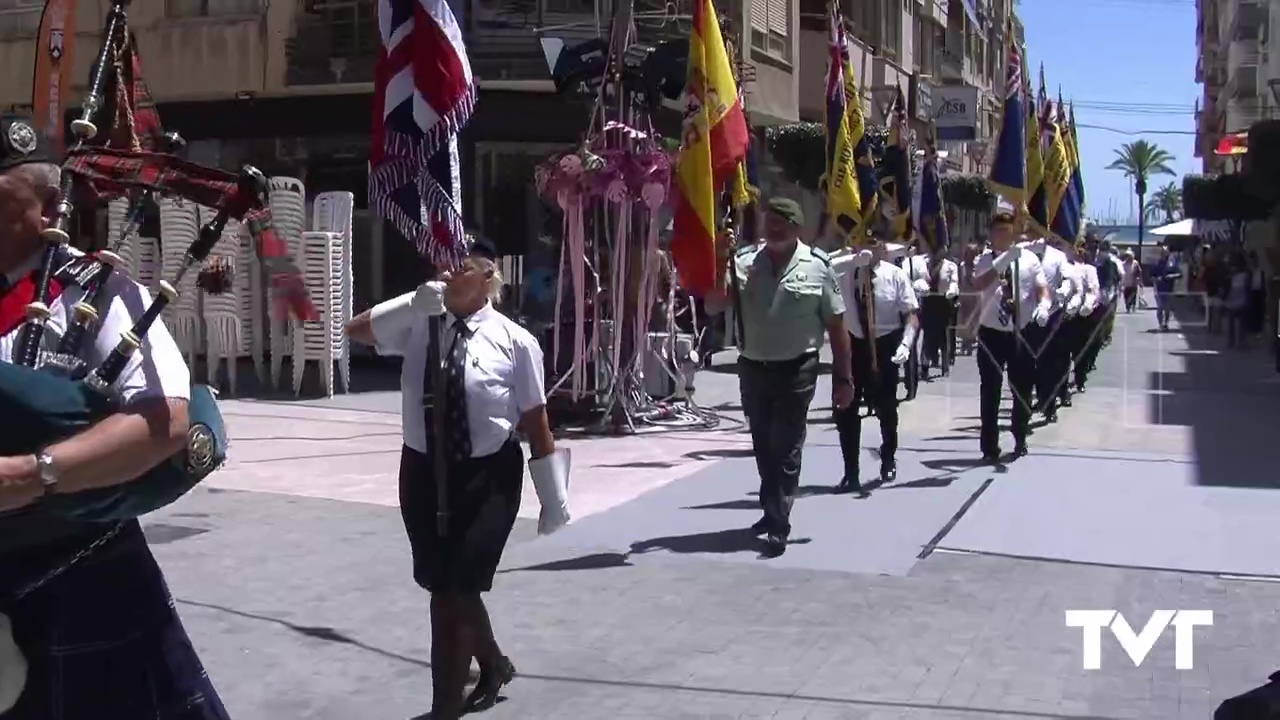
[1065,610,1213,670]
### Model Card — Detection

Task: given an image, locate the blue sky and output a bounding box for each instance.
[1019,0,1199,224]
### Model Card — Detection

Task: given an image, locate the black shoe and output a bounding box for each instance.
[763,532,787,556]
[1011,443,1029,459]
[462,656,516,713]
[880,460,897,484]
[1074,381,1086,393]
[1043,409,1058,423]
[1059,395,1073,408]
[982,449,1002,464]
[835,475,862,494]
[750,517,771,535]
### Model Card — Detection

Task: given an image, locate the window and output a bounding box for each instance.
[881,0,901,59]
[320,0,377,58]
[167,0,265,17]
[0,0,39,37]
[750,0,791,62]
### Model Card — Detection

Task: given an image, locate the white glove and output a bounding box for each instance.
[891,343,911,365]
[912,278,930,295]
[892,324,917,365]
[992,247,1021,274]
[1032,301,1051,326]
[413,280,447,316]
[1056,281,1074,304]
[1081,299,1097,316]
[0,613,26,714]
[945,288,959,299]
[1066,296,1082,315]
[529,449,571,535]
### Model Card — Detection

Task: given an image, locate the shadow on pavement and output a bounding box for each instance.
[1160,296,1279,488]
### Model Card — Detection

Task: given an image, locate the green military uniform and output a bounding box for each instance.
[731,198,843,550]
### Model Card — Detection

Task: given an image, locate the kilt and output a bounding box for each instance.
[399,438,524,594]
[0,521,228,720]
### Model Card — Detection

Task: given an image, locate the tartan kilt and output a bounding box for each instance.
[0,521,229,720]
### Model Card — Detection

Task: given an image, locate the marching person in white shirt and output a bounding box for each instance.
[1072,244,1103,393]
[1025,235,1076,422]
[908,246,959,380]
[344,237,568,720]
[832,240,919,491]
[971,209,1050,462]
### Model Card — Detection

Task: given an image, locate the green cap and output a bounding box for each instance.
[765,197,804,226]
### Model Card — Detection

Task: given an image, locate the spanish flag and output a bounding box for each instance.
[987,21,1026,210]
[671,0,750,295]
[32,0,77,155]
[1024,78,1049,237]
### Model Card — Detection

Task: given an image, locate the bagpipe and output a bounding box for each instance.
[1,0,315,539]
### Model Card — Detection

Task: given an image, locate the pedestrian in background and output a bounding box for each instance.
[1150,244,1182,331]
[706,197,854,556]
[1121,250,1142,313]
[1226,253,1251,349]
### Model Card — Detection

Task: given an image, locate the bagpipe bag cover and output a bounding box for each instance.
[0,360,227,540]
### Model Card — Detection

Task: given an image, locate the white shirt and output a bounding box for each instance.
[1037,245,1070,312]
[1078,263,1100,308]
[906,254,959,299]
[370,294,546,456]
[835,260,919,338]
[1121,259,1141,288]
[975,248,1046,331]
[0,249,191,404]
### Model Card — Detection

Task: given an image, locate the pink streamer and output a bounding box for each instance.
[567,202,588,400]
[631,208,662,372]
[610,200,630,390]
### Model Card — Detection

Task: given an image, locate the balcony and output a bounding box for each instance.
[1228,39,1261,99]
[1229,0,1266,41]
[1228,98,1264,130]
[936,47,966,81]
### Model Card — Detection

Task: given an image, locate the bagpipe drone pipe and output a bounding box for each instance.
[1,0,315,536]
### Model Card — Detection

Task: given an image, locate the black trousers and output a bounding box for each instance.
[1023,309,1070,412]
[834,329,903,477]
[976,326,1034,454]
[739,353,819,537]
[1075,305,1110,384]
[920,295,953,368]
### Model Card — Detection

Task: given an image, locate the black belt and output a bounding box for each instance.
[739,352,818,370]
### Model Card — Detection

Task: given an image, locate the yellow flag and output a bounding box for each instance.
[1041,103,1072,229]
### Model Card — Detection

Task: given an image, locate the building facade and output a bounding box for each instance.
[0,0,802,305]
[1195,0,1269,174]
[796,0,1016,176]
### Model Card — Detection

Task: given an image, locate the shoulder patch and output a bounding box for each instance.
[809,247,831,266]
[52,251,105,289]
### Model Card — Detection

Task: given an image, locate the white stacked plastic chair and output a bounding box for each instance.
[311,191,354,393]
[157,198,201,366]
[196,205,247,396]
[267,177,307,389]
[236,224,266,386]
[105,197,159,290]
[293,231,346,396]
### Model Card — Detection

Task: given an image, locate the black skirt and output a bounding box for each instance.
[398,439,524,594]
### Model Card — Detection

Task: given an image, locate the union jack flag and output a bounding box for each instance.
[370,0,476,269]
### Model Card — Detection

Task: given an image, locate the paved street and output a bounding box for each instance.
[147,291,1280,719]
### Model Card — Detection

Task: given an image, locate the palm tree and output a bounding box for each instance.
[1106,140,1176,258]
[1143,181,1182,225]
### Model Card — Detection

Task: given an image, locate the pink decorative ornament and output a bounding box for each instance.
[605,178,629,204]
[641,181,666,210]
[559,153,584,177]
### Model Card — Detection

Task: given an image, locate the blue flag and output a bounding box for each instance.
[918,135,949,255]
[987,24,1025,210]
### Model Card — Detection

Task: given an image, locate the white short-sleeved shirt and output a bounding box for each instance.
[835,260,918,338]
[370,291,546,456]
[1078,263,1100,302]
[0,249,191,404]
[1037,245,1070,311]
[974,247,1045,331]
[906,254,958,297]
[1122,259,1141,287]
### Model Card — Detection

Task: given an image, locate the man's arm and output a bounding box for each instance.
[820,265,852,383]
[0,279,191,506]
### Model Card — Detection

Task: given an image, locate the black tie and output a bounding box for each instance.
[424,316,473,463]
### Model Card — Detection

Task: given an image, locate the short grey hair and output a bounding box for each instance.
[474,256,504,303]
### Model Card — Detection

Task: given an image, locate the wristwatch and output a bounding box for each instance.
[34,451,60,495]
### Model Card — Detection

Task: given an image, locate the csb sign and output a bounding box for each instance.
[1066,610,1213,670]
[932,85,979,142]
